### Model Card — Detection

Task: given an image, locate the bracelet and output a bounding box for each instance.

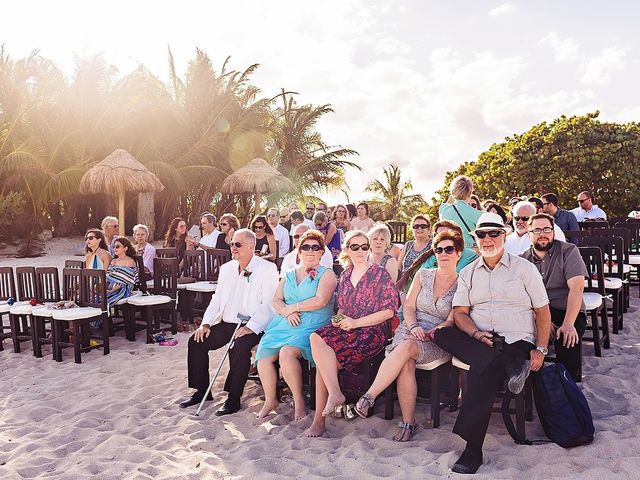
[409,323,420,331]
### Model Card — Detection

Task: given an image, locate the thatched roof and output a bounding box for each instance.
[221,158,296,194]
[79,149,164,194]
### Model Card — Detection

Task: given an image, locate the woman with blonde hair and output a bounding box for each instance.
[215,213,240,251]
[438,175,481,248]
[367,223,399,282]
[304,230,398,437]
[332,204,351,233]
[132,224,156,274]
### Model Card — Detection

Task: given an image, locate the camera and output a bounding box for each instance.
[491,331,506,352]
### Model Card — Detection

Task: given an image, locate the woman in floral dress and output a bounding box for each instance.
[304,230,398,437]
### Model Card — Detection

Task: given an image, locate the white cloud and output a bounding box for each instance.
[489,3,515,17]
[581,47,628,85]
[539,32,580,62]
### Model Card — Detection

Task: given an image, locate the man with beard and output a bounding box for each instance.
[505,201,565,255]
[520,213,587,382]
[432,212,551,474]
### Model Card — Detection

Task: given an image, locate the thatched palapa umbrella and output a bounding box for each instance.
[221,158,297,217]
[79,149,164,236]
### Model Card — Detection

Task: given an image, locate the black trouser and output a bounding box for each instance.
[550,306,586,382]
[433,326,534,449]
[187,321,260,402]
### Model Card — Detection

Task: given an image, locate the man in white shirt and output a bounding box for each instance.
[180,229,278,415]
[267,207,290,258]
[505,201,565,255]
[304,202,316,227]
[281,224,334,275]
[571,191,607,221]
[195,213,220,249]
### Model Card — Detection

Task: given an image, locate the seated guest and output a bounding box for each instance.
[304,231,398,437]
[255,230,336,420]
[368,223,399,282]
[215,213,240,251]
[279,207,292,232]
[314,211,341,258]
[483,202,511,234]
[432,212,550,474]
[251,215,277,262]
[191,213,220,250]
[267,207,291,259]
[281,224,333,274]
[303,202,316,228]
[332,204,351,233]
[289,210,306,234]
[505,201,565,255]
[469,194,481,210]
[438,175,482,249]
[350,202,376,232]
[541,193,579,245]
[85,229,112,271]
[132,224,156,275]
[164,217,194,263]
[571,191,607,221]
[521,213,587,382]
[106,237,138,311]
[101,216,120,256]
[180,229,278,414]
[355,231,463,441]
[398,215,432,273]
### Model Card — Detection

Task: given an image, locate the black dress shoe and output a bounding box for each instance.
[179,391,212,408]
[451,446,483,474]
[215,398,241,416]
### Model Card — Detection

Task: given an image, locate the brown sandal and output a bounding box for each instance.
[392,420,420,442]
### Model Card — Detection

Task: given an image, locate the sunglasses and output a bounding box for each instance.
[114,244,124,250]
[219,222,228,227]
[348,243,370,251]
[231,242,244,248]
[514,216,530,222]
[529,227,553,235]
[474,230,504,239]
[300,244,322,252]
[267,213,277,217]
[434,245,456,255]
[412,224,429,230]
[253,225,265,230]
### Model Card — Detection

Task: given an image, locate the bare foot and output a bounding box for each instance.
[303,422,326,437]
[321,391,346,417]
[293,407,308,422]
[256,399,279,418]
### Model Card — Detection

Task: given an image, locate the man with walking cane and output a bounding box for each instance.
[180,228,278,415]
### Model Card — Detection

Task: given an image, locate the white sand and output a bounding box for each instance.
[1,238,640,479]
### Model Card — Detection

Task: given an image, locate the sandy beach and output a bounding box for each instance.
[1,237,640,479]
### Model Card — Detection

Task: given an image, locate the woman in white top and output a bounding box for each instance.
[367,223,399,282]
[132,224,156,275]
[350,202,375,232]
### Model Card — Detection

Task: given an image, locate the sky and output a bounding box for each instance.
[3,0,639,205]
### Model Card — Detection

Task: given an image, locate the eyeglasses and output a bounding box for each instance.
[300,244,322,252]
[434,246,456,255]
[85,236,97,241]
[231,242,244,248]
[514,216,530,222]
[306,207,315,211]
[253,225,265,230]
[474,230,504,239]
[219,222,228,227]
[348,243,370,251]
[267,213,277,217]
[412,224,429,230]
[114,244,124,250]
[529,227,553,235]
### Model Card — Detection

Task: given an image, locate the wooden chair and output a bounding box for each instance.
[62,268,82,304]
[579,221,609,232]
[184,249,231,324]
[592,227,631,311]
[31,267,61,358]
[156,248,177,258]
[52,268,110,363]
[579,246,609,356]
[387,221,408,244]
[8,267,37,353]
[107,256,146,337]
[179,249,205,322]
[614,222,640,296]
[205,248,231,282]
[0,267,16,352]
[125,257,178,343]
[64,259,85,269]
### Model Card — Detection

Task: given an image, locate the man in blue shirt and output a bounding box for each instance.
[542,193,580,245]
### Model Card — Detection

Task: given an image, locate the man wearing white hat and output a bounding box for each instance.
[432,212,551,475]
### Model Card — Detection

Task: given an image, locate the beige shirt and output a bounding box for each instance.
[351,217,376,232]
[453,251,549,345]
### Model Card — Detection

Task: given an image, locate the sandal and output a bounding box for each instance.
[330,404,345,418]
[354,394,375,419]
[344,404,358,420]
[392,420,420,442]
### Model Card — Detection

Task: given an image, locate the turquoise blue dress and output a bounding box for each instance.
[255,265,334,366]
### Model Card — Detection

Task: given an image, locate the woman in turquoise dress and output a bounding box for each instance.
[256,230,337,421]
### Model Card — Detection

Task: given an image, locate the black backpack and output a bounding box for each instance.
[502,363,595,447]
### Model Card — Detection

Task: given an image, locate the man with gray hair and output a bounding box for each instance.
[280,224,333,274]
[439,175,482,249]
[180,228,278,415]
[505,201,565,255]
[101,216,120,256]
[267,207,291,259]
[192,213,220,250]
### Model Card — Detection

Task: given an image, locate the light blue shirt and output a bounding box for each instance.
[439,200,482,248]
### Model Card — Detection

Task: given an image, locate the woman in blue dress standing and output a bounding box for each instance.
[256,229,336,421]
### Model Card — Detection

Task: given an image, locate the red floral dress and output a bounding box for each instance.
[314,263,399,372]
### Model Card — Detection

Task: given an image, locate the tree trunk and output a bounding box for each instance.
[138,192,156,241]
[56,195,81,237]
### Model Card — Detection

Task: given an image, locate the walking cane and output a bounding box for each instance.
[194,315,250,417]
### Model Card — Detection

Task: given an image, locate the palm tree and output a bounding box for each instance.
[365,164,427,220]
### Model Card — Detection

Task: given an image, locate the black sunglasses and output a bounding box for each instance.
[231,242,244,248]
[412,224,429,230]
[219,222,228,227]
[348,243,370,251]
[514,216,530,222]
[253,225,265,230]
[434,246,456,254]
[475,230,504,239]
[300,244,322,252]
[85,236,97,241]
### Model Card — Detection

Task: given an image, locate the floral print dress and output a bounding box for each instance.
[314,263,399,372]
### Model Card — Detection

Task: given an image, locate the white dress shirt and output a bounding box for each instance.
[199,229,221,248]
[571,205,607,221]
[272,224,291,258]
[504,225,566,255]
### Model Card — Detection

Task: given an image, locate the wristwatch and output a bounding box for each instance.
[535,345,548,355]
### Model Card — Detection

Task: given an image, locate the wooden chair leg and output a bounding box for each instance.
[430,366,440,429]
[54,320,63,362]
[601,306,610,349]
[102,315,110,355]
[146,306,153,344]
[32,317,43,358]
[10,314,21,353]
[590,310,601,357]
[171,307,178,335]
[73,321,82,364]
